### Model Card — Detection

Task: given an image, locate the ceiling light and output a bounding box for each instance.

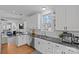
[42,7,46,10]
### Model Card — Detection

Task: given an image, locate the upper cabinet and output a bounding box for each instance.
[66,6,79,31]
[55,6,66,31]
[55,6,79,31]
[27,11,55,32]
[27,14,40,29]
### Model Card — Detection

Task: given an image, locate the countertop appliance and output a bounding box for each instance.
[62,32,73,43]
[72,36,79,45]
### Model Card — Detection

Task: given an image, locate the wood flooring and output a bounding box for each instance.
[1,44,35,54]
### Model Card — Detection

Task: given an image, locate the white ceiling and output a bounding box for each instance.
[0,5,78,18]
[0,5,56,17]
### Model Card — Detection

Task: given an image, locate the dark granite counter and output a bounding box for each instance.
[34,34,79,50]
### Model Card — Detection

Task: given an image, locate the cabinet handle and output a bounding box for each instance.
[64,27,65,30]
[66,26,67,30]
[64,26,67,30]
[48,43,50,44]
[68,49,74,52]
[61,51,65,54]
[56,45,59,47]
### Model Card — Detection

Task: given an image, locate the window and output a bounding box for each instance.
[41,12,55,32]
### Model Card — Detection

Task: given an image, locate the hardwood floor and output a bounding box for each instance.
[1,44,8,54]
[1,44,35,54]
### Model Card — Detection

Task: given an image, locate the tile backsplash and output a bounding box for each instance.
[35,30,62,38]
[35,29,79,38]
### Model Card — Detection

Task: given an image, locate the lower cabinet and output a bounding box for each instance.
[35,38,79,54]
[17,35,32,46]
[17,35,26,46]
[26,35,31,45]
[63,46,79,54]
[35,38,53,54]
[53,43,64,54]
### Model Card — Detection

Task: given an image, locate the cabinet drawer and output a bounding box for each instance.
[64,46,79,54]
[53,43,64,54]
[35,38,53,54]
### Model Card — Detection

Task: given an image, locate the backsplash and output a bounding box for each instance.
[35,30,62,38]
[35,29,79,38]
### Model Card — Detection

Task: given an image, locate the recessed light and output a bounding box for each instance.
[42,7,46,10]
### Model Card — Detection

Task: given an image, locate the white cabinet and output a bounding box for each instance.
[1,35,7,44]
[41,39,53,54]
[56,6,79,31]
[26,35,30,45]
[55,6,66,30]
[17,35,27,46]
[35,38,41,51]
[35,38,79,54]
[63,46,79,54]
[28,14,40,29]
[53,43,64,54]
[26,35,32,46]
[35,38,53,54]
[17,35,32,46]
[66,6,79,31]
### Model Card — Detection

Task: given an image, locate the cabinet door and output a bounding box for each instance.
[28,36,32,45]
[43,41,53,54]
[53,43,63,54]
[35,38,41,51]
[26,35,30,45]
[64,46,79,54]
[17,36,23,46]
[35,38,53,54]
[66,6,79,31]
[28,14,39,29]
[17,35,26,46]
[22,35,27,45]
[55,6,66,30]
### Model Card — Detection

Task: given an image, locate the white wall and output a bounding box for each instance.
[26,5,79,38]
[27,14,39,30]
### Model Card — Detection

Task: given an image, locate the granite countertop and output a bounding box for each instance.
[34,34,79,50]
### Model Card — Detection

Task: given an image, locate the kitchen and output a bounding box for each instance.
[0,5,79,54]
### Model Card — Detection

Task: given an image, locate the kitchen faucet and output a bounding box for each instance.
[42,31,48,39]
